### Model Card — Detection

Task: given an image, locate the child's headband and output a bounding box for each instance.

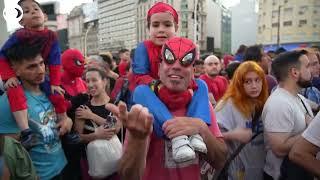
[147,2,178,25]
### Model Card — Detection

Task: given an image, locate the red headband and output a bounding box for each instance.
[147,2,178,25]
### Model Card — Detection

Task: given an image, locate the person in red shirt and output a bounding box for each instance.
[118,49,130,77]
[107,38,227,180]
[200,55,228,104]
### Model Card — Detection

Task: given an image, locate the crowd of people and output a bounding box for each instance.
[0,0,320,180]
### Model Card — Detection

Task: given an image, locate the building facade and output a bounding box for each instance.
[257,0,320,51]
[230,0,257,53]
[98,0,137,52]
[67,2,99,56]
[206,0,231,54]
[137,0,207,52]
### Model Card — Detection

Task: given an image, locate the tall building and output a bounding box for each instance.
[67,2,99,56]
[230,0,257,53]
[257,0,320,51]
[0,0,9,45]
[98,0,137,52]
[137,0,207,52]
[206,0,231,54]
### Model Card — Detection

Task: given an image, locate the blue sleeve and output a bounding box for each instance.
[133,85,173,137]
[187,79,211,125]
[48,41,61,65]
[132,42,150,75]
[0,34,19,59]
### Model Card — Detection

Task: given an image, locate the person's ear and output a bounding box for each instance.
[11,63,22,76]
[19,18,25,26]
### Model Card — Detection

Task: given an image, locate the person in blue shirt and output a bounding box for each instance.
[0,41,73,180]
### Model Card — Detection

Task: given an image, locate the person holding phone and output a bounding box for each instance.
[74,67,121,180]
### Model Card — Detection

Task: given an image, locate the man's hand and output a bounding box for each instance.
[75,105,94,119]
[106,102,153,140]
[162,117,207,139]
[4,77,19,88]
[51,85,65,95]
[56,115,73,136]
[94,126,117,140]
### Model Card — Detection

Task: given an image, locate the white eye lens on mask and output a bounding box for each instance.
[164,49,175,64]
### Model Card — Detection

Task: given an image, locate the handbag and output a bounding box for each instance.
[86,121,123,178]
[214,110,262,180]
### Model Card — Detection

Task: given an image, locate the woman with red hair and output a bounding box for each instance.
[215,61,269,180]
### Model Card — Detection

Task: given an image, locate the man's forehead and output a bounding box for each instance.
[204,56,220,64]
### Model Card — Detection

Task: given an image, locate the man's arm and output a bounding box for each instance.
[289,136,320,178]
[199,126,227,169]
[266,132,300,157]
[106,102,153,180]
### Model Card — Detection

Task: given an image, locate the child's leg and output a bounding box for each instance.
[7,85,37,149]
[40,76,67,119]
[187,79,210,153]
[7,85,29,130]
[187,79,211,124]
[132,85,172,137]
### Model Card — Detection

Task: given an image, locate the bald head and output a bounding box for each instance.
[204,55,222,77]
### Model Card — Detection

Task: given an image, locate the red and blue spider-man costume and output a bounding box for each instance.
[133,34,211,137]
[0,28,66,114]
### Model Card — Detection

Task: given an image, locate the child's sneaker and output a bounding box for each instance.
[172,135,196,163]
[189,134,207,153]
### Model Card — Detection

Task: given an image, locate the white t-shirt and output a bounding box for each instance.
[216,99,265,180]
[302,112,320,147]
[262,87,313,179]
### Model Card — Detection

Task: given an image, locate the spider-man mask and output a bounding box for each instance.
[161,37,197,67]
[62,49,85,78]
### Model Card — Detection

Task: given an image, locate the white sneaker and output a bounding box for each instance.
[172,135,196,163]
[190,134,207,153]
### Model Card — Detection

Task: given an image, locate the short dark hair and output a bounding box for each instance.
[18,0,42,10]
[4,41,42,65]
[225,61,241,79]
[236,44,247,54]
[243,45,263,62]
[194,60,204,66]
[119,49,129,55]
[275,47,287,55]
[271,50,307,82]
[130,48,135,60]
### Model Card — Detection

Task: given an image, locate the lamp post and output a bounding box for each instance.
[277,5,282,48]
[84,22,93,57]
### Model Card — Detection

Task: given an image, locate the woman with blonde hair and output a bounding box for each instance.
[215,61,269,180]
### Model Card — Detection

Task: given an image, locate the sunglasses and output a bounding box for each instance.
[162,47,196,67]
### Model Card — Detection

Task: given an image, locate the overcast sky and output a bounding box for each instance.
[4,0,239,31]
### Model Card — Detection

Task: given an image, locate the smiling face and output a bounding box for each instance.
[149,12,177,46]
[19,0,45,30]
[85,70,107,97]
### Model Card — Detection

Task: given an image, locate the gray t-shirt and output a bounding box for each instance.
[303,111,320,147]
[216,99,265,180]
[262,87,312,179]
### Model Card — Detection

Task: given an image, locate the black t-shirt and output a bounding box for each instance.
[83,100,113,135]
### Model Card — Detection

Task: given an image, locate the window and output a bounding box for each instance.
[272,22,279,27]
[298,6,308,15]
[283,21,292,26]
[299,19,307,26]
[272,10,278,18]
